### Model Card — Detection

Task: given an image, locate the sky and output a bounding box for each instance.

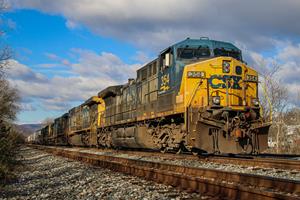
[2,0,300,124]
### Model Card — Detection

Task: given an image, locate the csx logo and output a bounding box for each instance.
[208,75,242,90]
[160,74,170,92]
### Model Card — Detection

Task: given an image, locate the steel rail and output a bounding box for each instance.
[204,156,300,171]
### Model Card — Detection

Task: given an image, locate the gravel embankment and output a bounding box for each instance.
[0,147,206,200]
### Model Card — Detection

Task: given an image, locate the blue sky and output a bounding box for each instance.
[3,0,300,124]
[4,9,151,123]
[5,10,143,65]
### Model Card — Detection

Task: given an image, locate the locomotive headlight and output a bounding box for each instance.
[212,96,221,105]
[222,61,230,73]
[252,98,260,107]
[245,74,258,82]
[187,71,205,78]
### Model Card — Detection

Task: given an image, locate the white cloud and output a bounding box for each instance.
[44,52,60,61]
[132,51,151,63]
[7,59,47,82]
[10,0,300,51]
[70,49,139,80]
[65,20,80,30]
[42,97,71,111]
[248,42,300,105]
[7,51,142,112]
[278,43,300,64]
[19,103,36,112]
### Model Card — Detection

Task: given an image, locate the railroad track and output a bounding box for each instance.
[32,145,300,200]
[33,145,300,171]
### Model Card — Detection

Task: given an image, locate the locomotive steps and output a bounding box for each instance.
[33,145,300,200]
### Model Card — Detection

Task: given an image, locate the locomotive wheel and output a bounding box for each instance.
[176,148,182,154]
[160,147,167,153]
[81,132,89,146]
[97,129,112,148]
[191,148,199,156]
[158,127,170,153]
[239,137,253,154]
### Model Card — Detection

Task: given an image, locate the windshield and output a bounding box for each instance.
[213,48,242,61]
[177,46,211,60]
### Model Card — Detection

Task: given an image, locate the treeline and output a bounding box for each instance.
[0,77,23,184]
[259,63,300,154]
[0,2,23,184]
[267,108,300,154]
[0,59,24,184]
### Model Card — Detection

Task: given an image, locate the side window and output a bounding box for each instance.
[137,70,141,82]
[137,85,142,105]
[160,48,173,71]
[152,61,157,75]
[148,64,153,77]
[141,68,147,81]
[146,61,158,77]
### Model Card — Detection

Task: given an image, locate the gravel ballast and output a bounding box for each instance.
[0,147,206,200]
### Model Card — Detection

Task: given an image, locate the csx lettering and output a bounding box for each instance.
[160,74,170,91]
[208,75,242,90]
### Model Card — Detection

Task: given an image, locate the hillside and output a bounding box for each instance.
[15,124,43,138]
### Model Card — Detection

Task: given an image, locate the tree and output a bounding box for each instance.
[258,63,289,153]
[0,0,22,183]
[0,0,11,76]
[0,0,19,122]
[259,63,289,121]
[0,79,19,122]
[0,46,11,75]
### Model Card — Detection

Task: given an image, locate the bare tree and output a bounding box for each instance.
[258,63,289,153]
[0,0,11,77]
[0,79,19,122]
[0,46,11,75]
[259,63,289,120]
[0,1,17,122]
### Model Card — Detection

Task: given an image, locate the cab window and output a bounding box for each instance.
[177,46,210,59]
[213,48,241,61]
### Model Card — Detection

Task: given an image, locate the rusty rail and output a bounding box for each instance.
[205,156,300,171]
[33,145,300,200]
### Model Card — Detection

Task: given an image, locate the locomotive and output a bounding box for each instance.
[36,38,270,154]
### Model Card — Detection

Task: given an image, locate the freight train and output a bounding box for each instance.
[28,38,271,154]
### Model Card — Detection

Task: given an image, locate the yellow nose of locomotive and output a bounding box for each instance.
[178,56,267,154]
[207,58,259,109]
[179,56,259,110]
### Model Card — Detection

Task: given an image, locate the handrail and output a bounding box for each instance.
[187,79,203,108]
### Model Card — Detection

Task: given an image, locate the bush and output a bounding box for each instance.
[0,122,24,185]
